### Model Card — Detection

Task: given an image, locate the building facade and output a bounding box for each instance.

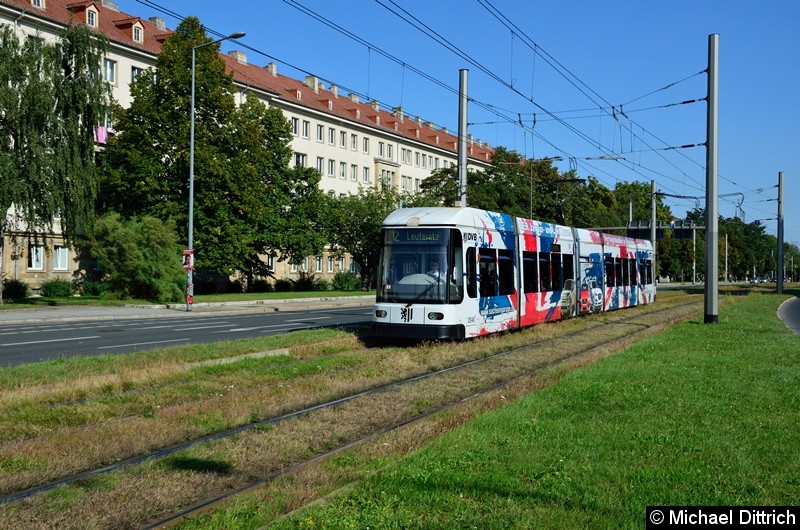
[0,0,493,289]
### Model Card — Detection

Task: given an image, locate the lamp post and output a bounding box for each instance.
[187,31,245,312]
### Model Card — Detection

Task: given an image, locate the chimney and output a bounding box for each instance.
[415,116,422,125]
[265,62,277,76]
[228,50,247,64]
[330,84,338,97]
[348,93,360,103]
[392,106,404,122]
[304,75,320,93]
[371,100,380,110]
[101,0,119,11]
[440,126,448,134]
[148,16,166,30]
[468,133,474,144]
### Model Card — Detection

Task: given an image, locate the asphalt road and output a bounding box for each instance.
[0,301,373,367]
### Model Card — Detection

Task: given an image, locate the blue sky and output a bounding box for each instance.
[119,0,799,247]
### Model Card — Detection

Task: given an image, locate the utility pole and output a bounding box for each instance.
[456,69,468,208]
[651,180,657,284]
[704,33,719,324]
[777,171,784,294]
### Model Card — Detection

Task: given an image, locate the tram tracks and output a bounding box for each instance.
[0,295,703,528]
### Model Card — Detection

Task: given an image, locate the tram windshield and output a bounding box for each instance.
[376,228,463,304]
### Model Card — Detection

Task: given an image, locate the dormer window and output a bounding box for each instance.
[31,0,44,8]
[133,24,143,43]
[86,6,98,27]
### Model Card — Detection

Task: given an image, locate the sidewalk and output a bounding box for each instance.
[0,295,375,325]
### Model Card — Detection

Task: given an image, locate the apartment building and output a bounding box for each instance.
[0,0,493,288]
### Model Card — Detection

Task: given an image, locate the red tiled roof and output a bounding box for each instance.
[1,0,167,54]
[0,0,494,162]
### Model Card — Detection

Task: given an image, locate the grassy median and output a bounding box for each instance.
[245,291,800,529]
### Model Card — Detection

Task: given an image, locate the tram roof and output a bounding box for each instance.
[382,207,514,228]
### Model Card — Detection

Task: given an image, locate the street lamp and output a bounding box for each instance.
[187,31,245,311]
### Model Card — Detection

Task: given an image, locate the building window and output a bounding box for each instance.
[131,66,144,82]
[316,124,324,142]
[133,25,143,43]
[31,0,44,9]
[328,127,335,145]
[351,164,358,181]
[379,141,385,157]
[302,257,308,273]
[54,246,69,271]
[267,254,275,273]
[338,257,345,271]
[327,256,334,273]
[362,137,369,154]
[362,167,370,183]
[340,131,347,148]
[315,256,322,273]
[103,59,117,84]
[28,245,44,270]
[87,9,97,27]
[302,120,310,139]
[415,152,420,167]
[351,134,357,150]
[291,117,299,136]
[316,157,324,174]
[339,162,347,179]
[387,144,393,160]
[327,159,335,177]
[294,153,307,167]
[290,263,297,273]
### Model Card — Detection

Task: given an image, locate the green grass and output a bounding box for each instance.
[241,291,799,529]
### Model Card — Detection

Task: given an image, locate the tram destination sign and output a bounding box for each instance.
[384,228,446,245]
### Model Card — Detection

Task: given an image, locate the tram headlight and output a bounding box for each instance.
[374,310,388,318]
[427,312,444,321]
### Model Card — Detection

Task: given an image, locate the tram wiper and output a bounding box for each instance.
[404,277,444,308]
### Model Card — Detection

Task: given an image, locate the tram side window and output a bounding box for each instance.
[539,252,551,291]
[498,249,514,296]
[562,253,574,288]
[605,256,615,287]
[645,260,652,285]
[551,253,563,291]
[450,230,464,303]
[622,258,630,287]
[614,258,623,288]
[466,247,477,298]
[522,251,538,293]
[479,248,497,297]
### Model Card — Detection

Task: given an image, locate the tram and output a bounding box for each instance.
[372,207,655,340]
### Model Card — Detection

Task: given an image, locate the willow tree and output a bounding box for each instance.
[0,25,111,302]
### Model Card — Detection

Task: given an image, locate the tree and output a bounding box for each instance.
[0,24,111,302]
[102,17,324,277]
[89,213,184,302]
[323,187,401,289]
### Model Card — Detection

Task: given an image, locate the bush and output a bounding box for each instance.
[314,278,330,291]
[39,278,74,298]
[2,279,30,300]
[331,271,362,291]
[251,279,273,293]
[273,278,293,292]
[89,213,184,303]
[291,271,324,292]
[80,280,107,297]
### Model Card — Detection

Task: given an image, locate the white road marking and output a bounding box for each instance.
[97,338,190,350]
[1,336,101,347]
